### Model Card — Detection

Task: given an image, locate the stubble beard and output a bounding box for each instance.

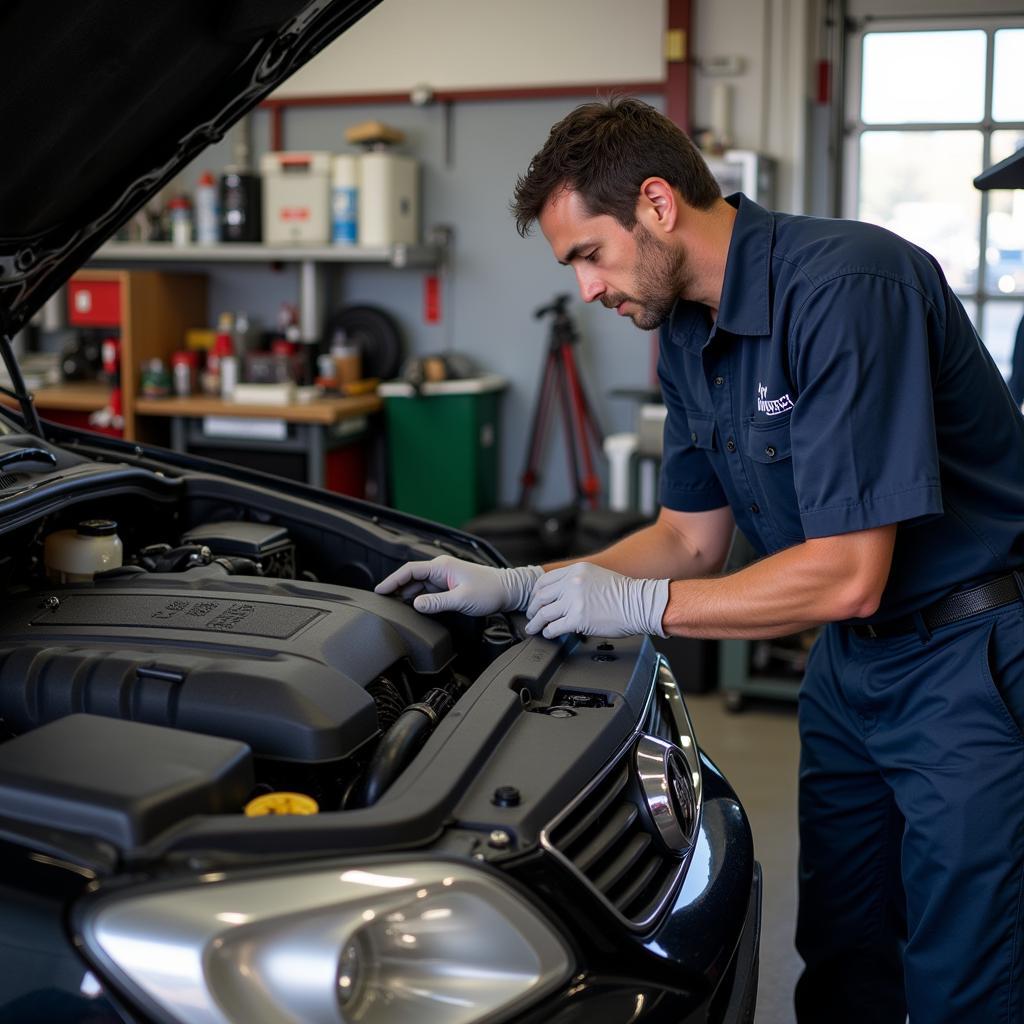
[605,224,688,331]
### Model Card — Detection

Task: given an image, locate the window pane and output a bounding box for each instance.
[960,298,978,331]
[981,300,1024,379]
[993,30,1024,122]
[858,131,983,291]
[861,31,986,124]
[985,131,1024,296]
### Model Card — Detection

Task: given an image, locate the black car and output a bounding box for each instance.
[0,3,760,1022]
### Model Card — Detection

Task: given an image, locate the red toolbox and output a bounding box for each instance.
[68,276,121,327]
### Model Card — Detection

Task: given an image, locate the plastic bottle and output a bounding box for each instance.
[330,329,361,386]
[220,354,239,398]
[331,155,359,246]
[169,195,193,246]
[171,351,197,396]
[140,358,171,397]
[205,314,235,396]
[195,171,220,244]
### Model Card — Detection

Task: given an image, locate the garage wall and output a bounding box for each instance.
[175,0,820,512]
[690,0,814,214]
[275,0,665,95]
[184,97,664,512]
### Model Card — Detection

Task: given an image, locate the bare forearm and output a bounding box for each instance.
[543,518,724,580]
[661,528,896,639]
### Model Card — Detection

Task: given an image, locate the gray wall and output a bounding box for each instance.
[177,95,664,511]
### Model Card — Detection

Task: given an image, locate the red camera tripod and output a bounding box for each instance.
[519,295,604,509]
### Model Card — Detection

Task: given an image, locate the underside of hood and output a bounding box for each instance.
[0,0,381,337]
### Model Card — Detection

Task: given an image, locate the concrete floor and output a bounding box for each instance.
[683,692,802,1024]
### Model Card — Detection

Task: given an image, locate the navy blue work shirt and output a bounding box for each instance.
[658,194,1024,621]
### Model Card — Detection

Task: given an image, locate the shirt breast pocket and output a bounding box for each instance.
[745,417,805,544]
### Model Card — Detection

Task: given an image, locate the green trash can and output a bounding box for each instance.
[379,374,506,527]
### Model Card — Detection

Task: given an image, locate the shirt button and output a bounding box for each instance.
[750,503,760,514]
[690,431,698,442]
[765,446,776,458]
[713,376,725,387]
[726,437,736,452]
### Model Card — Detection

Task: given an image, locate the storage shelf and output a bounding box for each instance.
[92,241,441,269]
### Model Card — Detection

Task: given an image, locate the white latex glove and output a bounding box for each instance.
[375,555,542,616]
[525,562,669,639]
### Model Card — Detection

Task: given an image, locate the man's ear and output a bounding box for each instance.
[637,177,678,234]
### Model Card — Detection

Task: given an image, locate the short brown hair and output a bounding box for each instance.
[511,97,721,237]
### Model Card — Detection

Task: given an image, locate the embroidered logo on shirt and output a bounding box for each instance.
[756,382,793,417]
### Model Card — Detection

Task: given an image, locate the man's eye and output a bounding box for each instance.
[584,250,599,263]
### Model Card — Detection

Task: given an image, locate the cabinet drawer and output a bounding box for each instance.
[68,278,121,327]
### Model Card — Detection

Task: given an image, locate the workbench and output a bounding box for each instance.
[133,393,381,489]
[0,382,120,436]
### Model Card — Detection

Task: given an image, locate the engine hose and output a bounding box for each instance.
[367,676,406,732]
[356,688,455,807]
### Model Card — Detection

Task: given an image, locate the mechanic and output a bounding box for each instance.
[375,97,1024,1023]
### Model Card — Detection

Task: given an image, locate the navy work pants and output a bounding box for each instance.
[795,605,1024,1023]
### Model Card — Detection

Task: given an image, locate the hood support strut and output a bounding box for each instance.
[0,335,43,437]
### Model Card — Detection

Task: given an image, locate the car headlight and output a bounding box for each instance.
[79,860,573,1024]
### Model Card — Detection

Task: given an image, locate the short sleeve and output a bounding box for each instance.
[657,342,729,513]
[789,274,944,538]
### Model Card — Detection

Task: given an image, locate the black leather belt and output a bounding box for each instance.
[851,571,1024,639]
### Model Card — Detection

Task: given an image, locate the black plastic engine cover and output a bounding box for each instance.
[0,714,254,848]
[0,571,453,763]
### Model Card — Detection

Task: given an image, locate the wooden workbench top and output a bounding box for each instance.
[133,392,381,424]
[0,382,113,412]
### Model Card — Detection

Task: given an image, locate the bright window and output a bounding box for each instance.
[847,22,1024,377]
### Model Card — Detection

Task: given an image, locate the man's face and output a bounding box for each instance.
[538,189,686,331]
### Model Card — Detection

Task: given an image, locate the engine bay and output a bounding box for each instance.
[0,481,521,839]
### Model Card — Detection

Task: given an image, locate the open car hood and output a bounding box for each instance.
[0,0,381,338]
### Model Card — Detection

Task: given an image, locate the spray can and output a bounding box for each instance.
[195,171,220,244]
[331,155,359,246]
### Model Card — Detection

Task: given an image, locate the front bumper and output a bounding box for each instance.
[514,862,761,1023]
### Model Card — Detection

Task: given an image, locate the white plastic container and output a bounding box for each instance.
[358,152,419,247]
[603,432,639,512]
[44,521,123,582]
[331,155,359,246]
[260,151,332,245]
[169,196,193,247]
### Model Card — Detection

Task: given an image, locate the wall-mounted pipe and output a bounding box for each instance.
[260,80,673,150]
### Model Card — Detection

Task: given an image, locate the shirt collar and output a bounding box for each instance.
[664,193,774,354]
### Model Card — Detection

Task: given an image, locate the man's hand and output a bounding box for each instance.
[375,555,542,616]
[525,562,670,639]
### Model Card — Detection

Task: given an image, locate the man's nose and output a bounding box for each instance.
[576,268,606,304]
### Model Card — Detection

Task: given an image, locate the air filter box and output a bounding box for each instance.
[181,521,295,578]
[0,714,253,849]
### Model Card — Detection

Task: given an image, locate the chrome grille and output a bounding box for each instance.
[545,753,683,926]
[541,656,703,930]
